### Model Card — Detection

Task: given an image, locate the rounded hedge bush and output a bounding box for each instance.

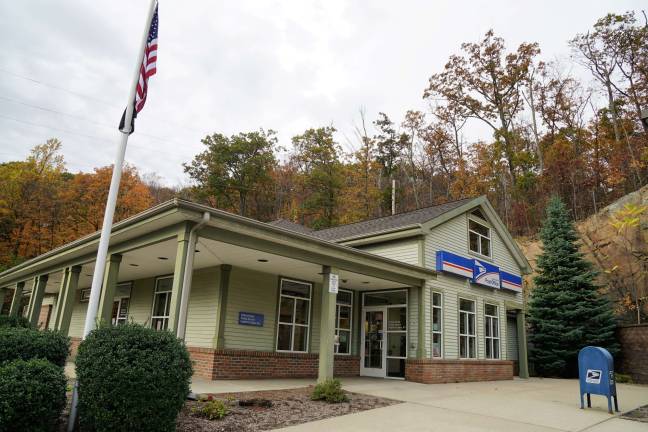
[0,327,69,366]
[0,314,32,328]
[0,359,67,432]
[76,323,193,432]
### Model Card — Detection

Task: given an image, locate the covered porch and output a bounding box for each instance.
[0,200,435,382]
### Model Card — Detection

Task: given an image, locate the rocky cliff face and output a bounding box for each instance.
[517,185,648,324]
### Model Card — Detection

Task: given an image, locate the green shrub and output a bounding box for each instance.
[0,314,32,328]
[0,359,67,432]
[0,327,69,366]
[76,323,193,432]
[192,400,229,420]
[311,379,349,403]
[615,373,633,384]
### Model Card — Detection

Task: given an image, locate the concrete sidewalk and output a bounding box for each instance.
[272,377,646,432]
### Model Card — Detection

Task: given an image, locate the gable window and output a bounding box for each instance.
[335,290,353,355]
[484,303,500,359]
[469,218,491,257]
[431,292,443,357]
[151,276,172,330]
[459,298,476,359]
[276,279,312,353]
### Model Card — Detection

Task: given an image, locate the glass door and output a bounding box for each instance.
[360,308,385,377]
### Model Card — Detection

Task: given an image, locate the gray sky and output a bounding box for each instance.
[0,0,644,186]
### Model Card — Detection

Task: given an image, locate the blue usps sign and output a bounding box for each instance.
[578,346,619,413]
[238,312,264,327]
[472,259,501,289]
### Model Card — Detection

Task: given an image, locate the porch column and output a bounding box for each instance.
[54,266,81,334]
[517,311,529,378]
[215,264,232,349]
[9,281,25,316]
[417,284,426,358]
[97,254,122,324]
[318,266,338,383]
[168,224,192,333]
[27,274,49,327]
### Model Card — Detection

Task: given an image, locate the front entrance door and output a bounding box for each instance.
[360,307,385,377]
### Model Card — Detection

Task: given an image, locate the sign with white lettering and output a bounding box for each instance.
[238,312,264,327]
[329,273,339,294]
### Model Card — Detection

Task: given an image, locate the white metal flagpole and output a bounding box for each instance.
[67,1,158,430]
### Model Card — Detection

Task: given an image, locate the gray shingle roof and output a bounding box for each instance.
[270,198,477,242]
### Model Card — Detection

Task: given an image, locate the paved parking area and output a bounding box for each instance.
[192,376,648,431]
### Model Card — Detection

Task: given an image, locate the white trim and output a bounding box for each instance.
[468,217,492,259]
[151,275,173,331]
[335,289,353,355]
[275,278,312,353]
[431,291,443,358]
[484,302,501,359]
[458,297,477,359]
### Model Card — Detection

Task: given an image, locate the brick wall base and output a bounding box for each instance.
[405,359,514,384]
[69,337,81,359]
[186,348,360,380]
[618,324,648,384]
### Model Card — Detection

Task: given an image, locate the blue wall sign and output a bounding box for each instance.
[472,260,501,288]
[436,250,522,292]
[578,346,618,413]
[238,312,264,327]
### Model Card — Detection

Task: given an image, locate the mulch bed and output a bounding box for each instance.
[621,404,648,423]
[176,387,401,431]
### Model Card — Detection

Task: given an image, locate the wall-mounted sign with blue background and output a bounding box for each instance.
[238,312,264,327]
[435,250,522,292]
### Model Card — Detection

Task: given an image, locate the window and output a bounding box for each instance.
[431,292,443,358]
[335,290,353,354]
[459,298,476,358]
[469,218,491,257]
[484,303,500,359]
[151,276,172,330]
[276,279,312,352]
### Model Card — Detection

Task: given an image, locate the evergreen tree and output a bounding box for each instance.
[528,196,618,377]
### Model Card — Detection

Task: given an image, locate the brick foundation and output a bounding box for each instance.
[69,337,81,359]
[187,348,360,380]
[405,359,514,383]
[617,324,648,384]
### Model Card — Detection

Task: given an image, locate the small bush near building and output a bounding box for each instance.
[192,399,230,420]
[0,359,67,432]
[76,323,193,432]
[311,379,349,403]
[0,327,69,366]
[0,314,32,328]
[615,373,633,384]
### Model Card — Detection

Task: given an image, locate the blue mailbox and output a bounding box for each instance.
[578,346,618,414]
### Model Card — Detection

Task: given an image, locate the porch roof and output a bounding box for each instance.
[0,199,436,288]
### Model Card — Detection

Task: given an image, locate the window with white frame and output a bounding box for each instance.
[276,279,312,352]
[151,276,172,330]
[431,292,443,357]
[468,217,491,257]
[484,303,500,359]
[335,290,353,354]
[459,298,476,358]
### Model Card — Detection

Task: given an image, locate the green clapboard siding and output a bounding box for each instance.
[358,238,420,265]
[184,267,220,348]
[223,267,279,351]
[128,277,155,325]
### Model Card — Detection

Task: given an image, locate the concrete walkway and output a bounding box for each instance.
[191,376,648,432]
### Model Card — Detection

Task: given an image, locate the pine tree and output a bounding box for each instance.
[528,196,618,377]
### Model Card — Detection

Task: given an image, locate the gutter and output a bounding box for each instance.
[176,211,210,340]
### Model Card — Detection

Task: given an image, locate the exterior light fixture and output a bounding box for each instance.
[129,263,139,267]
[257,259,269,262]
[157,257,168,260]
[362,281,370,284]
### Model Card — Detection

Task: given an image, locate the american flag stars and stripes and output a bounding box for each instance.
[135,3,158,114]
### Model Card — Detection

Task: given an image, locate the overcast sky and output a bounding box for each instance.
[0,0,644,186]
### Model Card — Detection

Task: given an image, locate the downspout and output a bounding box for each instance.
[176,212,210,340]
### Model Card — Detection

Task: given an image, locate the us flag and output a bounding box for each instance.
[119,2,158,133]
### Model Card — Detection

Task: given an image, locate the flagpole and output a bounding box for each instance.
[68,1,157,430]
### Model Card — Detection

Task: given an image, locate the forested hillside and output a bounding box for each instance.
[1,11,647,272]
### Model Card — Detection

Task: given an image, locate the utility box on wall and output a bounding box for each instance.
[578,346,619,414]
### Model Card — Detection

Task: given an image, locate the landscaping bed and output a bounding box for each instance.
[622,404,648,423]
[176,387,400,431]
